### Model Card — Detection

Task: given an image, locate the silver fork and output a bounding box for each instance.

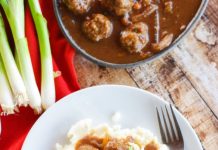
[156,104,184,150]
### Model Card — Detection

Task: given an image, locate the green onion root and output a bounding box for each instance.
[0,13,28,107]
[1,0,42,114]
[0,56,15,115]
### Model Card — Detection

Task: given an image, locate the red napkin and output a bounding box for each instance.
[0,0,80,149]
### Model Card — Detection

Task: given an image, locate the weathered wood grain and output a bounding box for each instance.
[74,55,137,88]
[205,0,218,25]
[171,22,218,116]
[74,0,218,149]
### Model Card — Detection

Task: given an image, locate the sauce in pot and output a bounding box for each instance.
[58,0,201,64]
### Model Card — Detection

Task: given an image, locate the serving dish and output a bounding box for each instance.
[53,0,208,68]
[22,85,203,150]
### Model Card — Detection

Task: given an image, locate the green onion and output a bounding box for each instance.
[28,0,55,109]
[128,146,133,150]
[14,49,20,71]
[1,0,42,114]
[0,13,28,107]
[0,55,15,115]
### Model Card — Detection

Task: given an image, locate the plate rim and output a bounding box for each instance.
[22,85,203,149]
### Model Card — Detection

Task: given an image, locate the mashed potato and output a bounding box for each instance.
[56,119,168,150]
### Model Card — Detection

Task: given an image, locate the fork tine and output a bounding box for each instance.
[161,107,171,143]
[170,104,183,141]
[165,105,177,141]
[156,107,167,143]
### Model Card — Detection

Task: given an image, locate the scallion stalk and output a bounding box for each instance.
[0,13,28,107]
[28,0,56,109]
[0,56,15,115]
[1,0,42,114]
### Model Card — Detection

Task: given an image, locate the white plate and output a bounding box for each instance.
[22,85,202,150]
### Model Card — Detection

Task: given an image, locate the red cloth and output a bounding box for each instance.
[0,0,80,149]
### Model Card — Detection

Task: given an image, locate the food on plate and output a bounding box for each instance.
[82,14,113,42]
[56,119,168,150]
[60,0,201,63]
[64,0,94,14]
[120,22,149,53]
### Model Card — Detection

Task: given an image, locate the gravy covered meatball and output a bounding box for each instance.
[104,137,134,150]
[82,14,113,42]
[144,140,160,150]
[64,0,94,14]
[120,22,149,53]
[77,144,99,150]
[100,0,134,16]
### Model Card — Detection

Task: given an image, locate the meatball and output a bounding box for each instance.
[104,137,134,150]
[77,144,99,150]
[64,0,94,14]
[115,0,134,16]
[120,22,149,53]
[144,140,160,150]
[100,0,134,16]
[82,14,113,42]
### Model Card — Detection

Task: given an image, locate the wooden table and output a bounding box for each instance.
[74,0,218,149]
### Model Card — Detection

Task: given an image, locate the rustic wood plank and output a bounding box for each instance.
[170,21,218,116]
[126,64,173,102]
[74,54,137,88]
[205,0,218,25]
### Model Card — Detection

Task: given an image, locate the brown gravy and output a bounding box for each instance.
[59,0,201,64]
[75,135,159,150]
[75,136,104,149]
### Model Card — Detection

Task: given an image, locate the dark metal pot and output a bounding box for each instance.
[53,0,208,68]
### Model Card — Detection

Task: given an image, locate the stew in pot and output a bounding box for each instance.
[58,0,201,64]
